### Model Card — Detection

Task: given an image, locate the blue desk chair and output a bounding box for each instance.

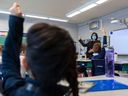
[91,59,105,76]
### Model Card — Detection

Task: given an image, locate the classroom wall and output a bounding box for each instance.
[0,14,78,42]
[78,7,128,40]
[78,7,128,60]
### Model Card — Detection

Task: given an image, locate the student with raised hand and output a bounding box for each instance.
[2,2,78,96]
[79,30,107,59]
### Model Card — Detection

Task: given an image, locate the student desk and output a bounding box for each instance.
[76,59,91,68]
[77,59,105,76]
[77,59,91,62]
[78,76,128,96]
[115,61,128,72]
[77,59,128,72]
[77,59,92,76]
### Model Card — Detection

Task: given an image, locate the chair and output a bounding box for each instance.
[77,61,88,77]
[91,59,105,76]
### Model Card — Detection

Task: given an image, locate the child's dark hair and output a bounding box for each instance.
[26,23,78,96]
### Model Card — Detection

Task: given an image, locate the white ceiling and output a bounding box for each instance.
[0,0,128,24]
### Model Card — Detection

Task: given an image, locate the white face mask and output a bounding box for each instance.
[92,35,97,40]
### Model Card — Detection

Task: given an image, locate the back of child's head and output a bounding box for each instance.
[26,23,78,96]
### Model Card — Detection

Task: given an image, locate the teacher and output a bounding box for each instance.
[79,31,107,59]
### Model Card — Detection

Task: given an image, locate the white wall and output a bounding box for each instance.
[0,14,78,42]
[78,7,128,39]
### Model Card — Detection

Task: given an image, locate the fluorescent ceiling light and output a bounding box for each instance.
[80,3,97,12]
[0,10,10,14]
[96,0,108,4]
[67,11,81,18]
[66,0,109,18]
[66,3,97,18]
[25,15,48,19]
[111,19,119,23]
[26,15,68,22]
[0,10,68,22]
[49,18,68,22]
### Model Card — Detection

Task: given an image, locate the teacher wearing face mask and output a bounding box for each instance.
[79,31,107,59]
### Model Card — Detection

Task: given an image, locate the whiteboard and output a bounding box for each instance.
[110,29,128,55]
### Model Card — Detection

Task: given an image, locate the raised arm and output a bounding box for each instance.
[2,2,24,93]
[79,38,88,47]
[102,28,107,46]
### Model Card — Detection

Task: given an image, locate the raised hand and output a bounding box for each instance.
[102,28,107,36]
[9,2,23,17]
[88,49,94,53]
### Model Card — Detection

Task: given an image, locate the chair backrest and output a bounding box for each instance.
[91,59,105,76]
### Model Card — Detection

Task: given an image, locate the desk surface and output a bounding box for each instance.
[78,76,128,96]
[77,59,128,65]
[115,61,128,64]
[77,59,91,62]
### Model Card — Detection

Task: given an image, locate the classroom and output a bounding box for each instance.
[0,0,128,96]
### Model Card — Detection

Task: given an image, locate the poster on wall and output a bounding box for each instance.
[0,31,8,45]
[0,31,8,36]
